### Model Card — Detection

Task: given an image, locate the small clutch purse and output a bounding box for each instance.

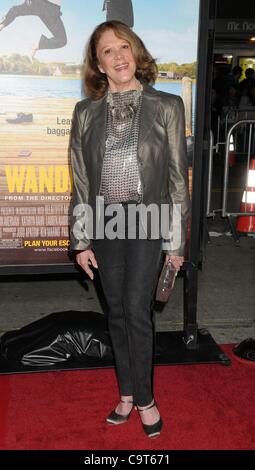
[155,261,177,303]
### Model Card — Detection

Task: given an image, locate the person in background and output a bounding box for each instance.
[225,65,242,89]
[0,0,67,58]
[223,65,242,107]
[211,65,226,141]
[70,20,190,438]
[239,68,255,105]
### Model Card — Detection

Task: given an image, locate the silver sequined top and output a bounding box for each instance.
[99,86,143,204]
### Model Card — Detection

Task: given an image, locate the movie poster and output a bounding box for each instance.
[0,0,199,268]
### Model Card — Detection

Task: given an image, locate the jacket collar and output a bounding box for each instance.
[91,82,160,154]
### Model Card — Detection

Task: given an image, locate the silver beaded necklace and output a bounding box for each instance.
[107,82,143,121]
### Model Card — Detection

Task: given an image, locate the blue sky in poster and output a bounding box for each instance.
[0,0,199,64]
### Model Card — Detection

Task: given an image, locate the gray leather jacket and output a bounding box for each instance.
[70,82,190,255]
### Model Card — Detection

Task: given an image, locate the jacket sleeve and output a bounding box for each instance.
[163,95,191,256]
[69,102,91,251]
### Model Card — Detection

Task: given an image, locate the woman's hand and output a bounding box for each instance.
[165,254,184,272]
[76,249,98,280]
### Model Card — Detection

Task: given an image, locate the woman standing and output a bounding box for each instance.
[70,21,190,438]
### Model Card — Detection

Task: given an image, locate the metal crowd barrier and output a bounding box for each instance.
[222,120,255,216]
[217,108,255,157]
[207,119,255,243]
[206,130,214,217]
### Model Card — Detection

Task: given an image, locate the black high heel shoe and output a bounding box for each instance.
[137,400,163,438]
[106,399,134,425]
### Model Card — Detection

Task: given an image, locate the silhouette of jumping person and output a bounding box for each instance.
[0,0,67,58]
[102,0,134,28]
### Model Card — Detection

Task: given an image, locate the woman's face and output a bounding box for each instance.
[96,28,137,92]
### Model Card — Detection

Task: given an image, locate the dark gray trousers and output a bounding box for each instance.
[92,206,162,406]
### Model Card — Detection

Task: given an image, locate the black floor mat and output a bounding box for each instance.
[0,311,230,374]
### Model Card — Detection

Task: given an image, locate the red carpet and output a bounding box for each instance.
[0,344,254,450]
